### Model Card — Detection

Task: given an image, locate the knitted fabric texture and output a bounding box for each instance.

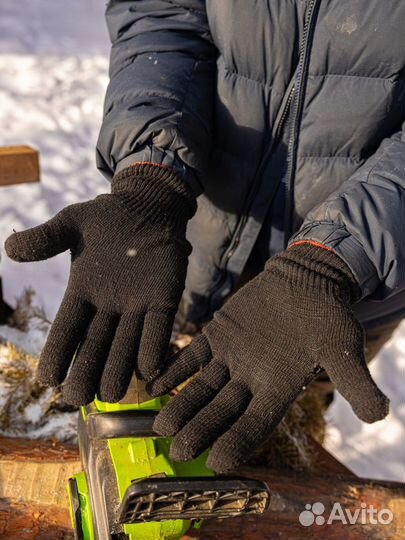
[5,164,196,406]
[149,244,389,473]
[112,163,196,227]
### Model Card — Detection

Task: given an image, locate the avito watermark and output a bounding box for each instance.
[299,501,394,527]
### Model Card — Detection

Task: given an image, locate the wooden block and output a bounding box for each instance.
[0,146,40,186]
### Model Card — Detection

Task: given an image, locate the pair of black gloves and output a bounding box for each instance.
[5,164,389,473]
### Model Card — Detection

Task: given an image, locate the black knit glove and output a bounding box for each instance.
[148,244,389,473]
[5,164,196,406]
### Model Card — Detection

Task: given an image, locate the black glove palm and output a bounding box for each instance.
[5,164,195,406]
[148,244,389,473]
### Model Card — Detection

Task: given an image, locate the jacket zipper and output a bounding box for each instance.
[205,0,321,316]
[205,83,297,311]
[275,84,295,141]
[283,0,321,244]
[224,82,296,263]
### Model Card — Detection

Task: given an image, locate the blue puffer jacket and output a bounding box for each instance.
[97,0,405,329]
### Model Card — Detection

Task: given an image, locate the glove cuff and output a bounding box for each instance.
[111,163,197,227]
[266,244,361,303]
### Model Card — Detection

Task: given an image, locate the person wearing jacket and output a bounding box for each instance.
[5,0,405,473]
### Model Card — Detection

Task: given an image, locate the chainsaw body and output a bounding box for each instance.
[68,381,271,540]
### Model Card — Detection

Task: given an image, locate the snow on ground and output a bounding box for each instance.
[325,324,405,482]
[0,0,109,319]
[0,1,404,481]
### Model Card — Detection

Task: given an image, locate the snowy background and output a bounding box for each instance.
[0,0,404,481]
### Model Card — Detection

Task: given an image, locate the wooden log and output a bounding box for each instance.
[0,500,73,540]
[186,467,405,540]
[0,435,78,463]
[0,437,80,510]
[0,146,40,186]
[0,436,404,539]
[0,437,79,539]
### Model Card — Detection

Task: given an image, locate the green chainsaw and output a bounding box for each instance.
[67,377,271,540]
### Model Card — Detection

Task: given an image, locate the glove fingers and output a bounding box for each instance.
[37,293,92,386]
[152,359,229,437]
[147,333,212,396]
[207,385,302,473]
[136,311,174,380]
[62,310,118,406]
[169,379,251,462]
[98,312,144,403]
[326,346,389,423]
[5,208,73,262]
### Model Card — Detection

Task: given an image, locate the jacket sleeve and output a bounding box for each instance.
[289,125,405,301]
[96,0,217,194]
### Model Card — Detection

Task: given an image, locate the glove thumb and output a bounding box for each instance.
[325,328,389,423]
[5,207,73,262]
